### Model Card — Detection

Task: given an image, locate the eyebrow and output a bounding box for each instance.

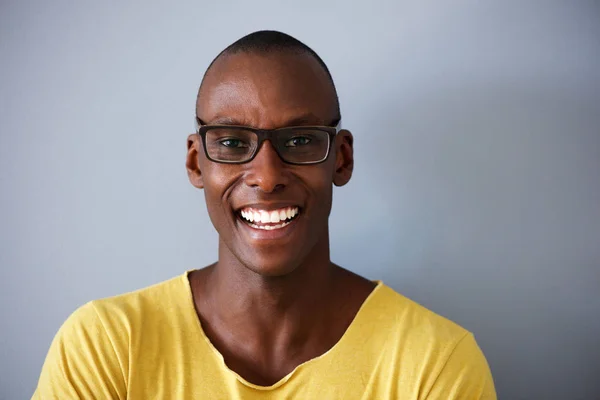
[196,112,333,128]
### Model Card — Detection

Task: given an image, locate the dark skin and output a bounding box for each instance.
[185,51,375,386]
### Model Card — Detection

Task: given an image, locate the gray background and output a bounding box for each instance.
[1,1,599,399]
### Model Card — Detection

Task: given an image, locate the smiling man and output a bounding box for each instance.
[33,31,496,399]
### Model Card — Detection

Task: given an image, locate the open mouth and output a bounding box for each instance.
[237,206,301,231]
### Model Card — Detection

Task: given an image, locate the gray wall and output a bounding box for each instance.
[1,1,599,399]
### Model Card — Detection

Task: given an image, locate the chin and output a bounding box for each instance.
[239,252,303,278]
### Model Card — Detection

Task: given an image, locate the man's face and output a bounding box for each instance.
[187,51,353,277]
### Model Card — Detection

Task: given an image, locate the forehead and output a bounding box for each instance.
[197,52,337,128]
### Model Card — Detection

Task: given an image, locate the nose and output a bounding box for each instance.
[244,140,289,193]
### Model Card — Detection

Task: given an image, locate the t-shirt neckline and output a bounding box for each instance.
[181,270,384,391]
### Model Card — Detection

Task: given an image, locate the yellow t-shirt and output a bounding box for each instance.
[33,272,496,399]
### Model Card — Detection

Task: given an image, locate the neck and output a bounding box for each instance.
[205,232,337,341]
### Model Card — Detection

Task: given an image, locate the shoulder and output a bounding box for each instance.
[360,283,496,399]
[33,272,191,399]
[33,300,127,399]
[52,272,187,338]
[355,283,472,371]
[368,283,469,343]
[89,272,189,328]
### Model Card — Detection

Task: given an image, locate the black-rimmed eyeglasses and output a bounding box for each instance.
[196,118,341,165]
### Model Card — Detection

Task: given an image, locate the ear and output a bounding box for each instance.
[333,129,354,187]
[186,134,204,189]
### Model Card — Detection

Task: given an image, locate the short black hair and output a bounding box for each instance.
[198,30,341,122]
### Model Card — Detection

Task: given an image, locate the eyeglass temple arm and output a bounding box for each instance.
[334,119,342,132]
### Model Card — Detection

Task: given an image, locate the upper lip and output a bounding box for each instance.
[234,202,301,212]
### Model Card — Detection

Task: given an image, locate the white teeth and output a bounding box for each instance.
[240,206,300,226]
[248,220,291,230]
[260,212,270,224]
[269,210,280,223]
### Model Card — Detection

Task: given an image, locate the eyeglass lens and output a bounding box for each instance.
[204,127,330,163]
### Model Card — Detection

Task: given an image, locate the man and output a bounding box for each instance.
[33,30,496,399]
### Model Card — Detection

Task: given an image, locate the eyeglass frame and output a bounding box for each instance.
[195,117,342,165]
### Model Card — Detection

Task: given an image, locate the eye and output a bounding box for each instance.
[219,138,249,148]
[285,136,312,147]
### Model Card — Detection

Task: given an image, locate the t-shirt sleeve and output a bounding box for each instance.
[424,332,497,400]
[31,302,127,400]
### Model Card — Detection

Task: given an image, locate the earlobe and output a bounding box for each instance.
[186,134,204,189]
[333,130,354,187]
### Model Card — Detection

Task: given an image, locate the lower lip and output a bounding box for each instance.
[237,214,300,240]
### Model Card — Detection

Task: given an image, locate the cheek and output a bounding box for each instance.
[304,167,334,212]
[201,165,238,227]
